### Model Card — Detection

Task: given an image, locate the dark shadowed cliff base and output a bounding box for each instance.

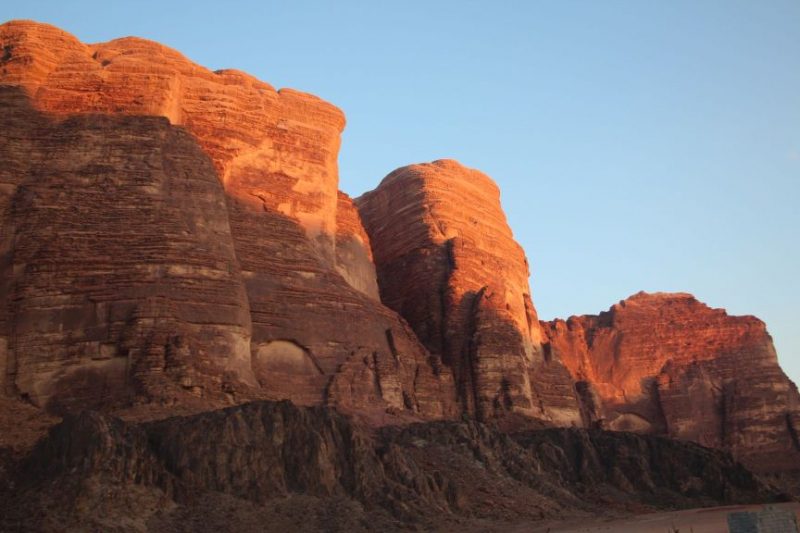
[0,401,788,533]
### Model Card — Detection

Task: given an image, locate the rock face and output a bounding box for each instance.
[334,192,380,300]
[357,160,582,426]
[1,19,799,533]
[0,20,342,259]
[0,20,457,419]
[0,86,254,412]
[2,17,800,495]
[0,400,781,533]
[542,292,800,473]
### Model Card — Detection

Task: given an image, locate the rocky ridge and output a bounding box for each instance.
[0,400,783,533]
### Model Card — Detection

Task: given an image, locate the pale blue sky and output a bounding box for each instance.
[2,1,799,384]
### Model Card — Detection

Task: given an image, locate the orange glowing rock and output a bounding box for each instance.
[0,20,457,420]
[542,291,800,472]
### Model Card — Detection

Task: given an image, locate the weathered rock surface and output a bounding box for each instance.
[334,192,380,300]
[542,292,800,473]
[0,85,255,412]
[1,22,799,528]
[0,19,342,259]
[357,160,582,426]
[0,20,456,419]
[0,400,781,532]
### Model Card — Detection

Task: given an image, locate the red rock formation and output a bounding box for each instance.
[2,20,798,481]
[357,160,582,426]
[0,20,457,420]
[334,192,380,300]
[0,86,254,412]
[542,292,800,472]
[0,19,343,263]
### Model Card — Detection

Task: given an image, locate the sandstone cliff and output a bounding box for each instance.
[0,20,343,258]
[334,192,380,300]
[1,17,799,484]
[357,160,582,426]
[0,86,254,412]
[0,20,457,419]
[542,292,800,473]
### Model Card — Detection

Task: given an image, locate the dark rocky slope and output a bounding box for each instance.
[0,400,783,533]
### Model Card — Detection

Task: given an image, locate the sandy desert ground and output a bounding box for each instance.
[519,502,800,533]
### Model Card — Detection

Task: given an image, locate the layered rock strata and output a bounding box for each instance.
[542,292,800,472]
[0,19,342,260]
[0,20,456,418]
[2,18,799,483]
[0,86,254,412]
[357,160,582,425]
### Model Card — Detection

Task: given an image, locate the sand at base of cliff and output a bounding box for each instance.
[518,502,800,533]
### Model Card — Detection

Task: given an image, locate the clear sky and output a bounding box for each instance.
[2,1,799,384]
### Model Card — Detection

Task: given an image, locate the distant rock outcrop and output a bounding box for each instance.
[0,20,457,419]
[357,160,582,426]
[542,292,800,472]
